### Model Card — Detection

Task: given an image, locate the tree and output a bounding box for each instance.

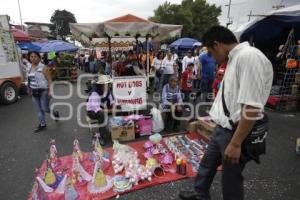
[50,9,77,39]
[149,0,221,39]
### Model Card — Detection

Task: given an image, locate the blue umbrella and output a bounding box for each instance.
[169,38,200,49]
[17,42,41,52]
[34,40,78,53]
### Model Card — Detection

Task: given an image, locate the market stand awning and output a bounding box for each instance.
[34,40,79,53]
[169,37,200,50]
[69,14,182,46]
[11,28,31,42]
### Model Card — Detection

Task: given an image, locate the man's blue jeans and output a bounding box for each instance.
[195,126,250,200]
[32,89,50,126]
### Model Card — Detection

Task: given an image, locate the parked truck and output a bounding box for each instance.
[0,15,23,104]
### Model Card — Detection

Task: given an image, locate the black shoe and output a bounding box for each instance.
[179,190,210,200]
[53,110,60,122]
[34,124,47,133]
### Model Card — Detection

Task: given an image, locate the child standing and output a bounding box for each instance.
[181,62,194,106]
[212,66,226,97]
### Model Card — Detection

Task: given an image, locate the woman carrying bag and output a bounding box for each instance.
[27,51,59,133]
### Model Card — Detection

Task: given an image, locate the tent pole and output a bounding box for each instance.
[146,35,149,88]
[108,36,112,69]
[135,36,139,59]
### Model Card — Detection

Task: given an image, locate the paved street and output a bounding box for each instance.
[0,81,300,200]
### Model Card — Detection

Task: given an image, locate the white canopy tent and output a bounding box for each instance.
[70,20,182,46]
[69,14,182,87]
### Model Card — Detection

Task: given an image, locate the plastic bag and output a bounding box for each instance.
[150,107,164,133]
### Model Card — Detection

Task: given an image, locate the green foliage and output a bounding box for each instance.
[149,0,221,40]
[59,53,75,68]
[50,9,77,39]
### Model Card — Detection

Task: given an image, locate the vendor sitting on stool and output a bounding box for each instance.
[86,75,115,145]
[161,75,183,132]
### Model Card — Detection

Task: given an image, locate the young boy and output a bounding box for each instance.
[181,62,194,107]
[212,63,226,97]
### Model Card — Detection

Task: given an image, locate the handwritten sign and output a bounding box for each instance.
[113,76,147,111]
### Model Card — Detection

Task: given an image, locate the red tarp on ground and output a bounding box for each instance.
[27,133,209,200]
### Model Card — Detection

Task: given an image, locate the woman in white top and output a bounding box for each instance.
[161,51,177,89]
[151,51,164,91]
[182,50,197,74]
[27,51,59,133]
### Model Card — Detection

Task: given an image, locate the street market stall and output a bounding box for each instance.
[27,132,210,200]
[69,14,182,86]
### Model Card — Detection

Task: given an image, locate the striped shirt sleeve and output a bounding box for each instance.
[236,50,272,109]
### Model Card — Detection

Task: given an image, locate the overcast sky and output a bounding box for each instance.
[1,0,299,30]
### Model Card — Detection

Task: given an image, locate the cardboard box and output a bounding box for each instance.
[188,121,199,133]
[197,117,216,137]
[111,124,135,141]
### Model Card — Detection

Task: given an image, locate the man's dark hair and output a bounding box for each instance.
[202,26,237,48]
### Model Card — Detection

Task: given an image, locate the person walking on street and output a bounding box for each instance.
[27,51,60,133]
[199,50,217,102]
[181,62,194,111]
[179,26,273,200]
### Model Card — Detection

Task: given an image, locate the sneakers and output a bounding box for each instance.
[53,110,60,122]
[34,124,47,133]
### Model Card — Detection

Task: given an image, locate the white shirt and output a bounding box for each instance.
[162,57,175,75]
[209,42,273,129]
[194,56,200,76]
[172,53,178,62]
[152,57,163,70]
[182,56,196,73]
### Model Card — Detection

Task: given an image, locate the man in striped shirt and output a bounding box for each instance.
[180,26,273,200]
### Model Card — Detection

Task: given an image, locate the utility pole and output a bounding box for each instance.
[248,10,253,21]
[17,0,24,31]
[225,0,232,27]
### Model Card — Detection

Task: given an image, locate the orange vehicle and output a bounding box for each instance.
[0,15,23,104]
